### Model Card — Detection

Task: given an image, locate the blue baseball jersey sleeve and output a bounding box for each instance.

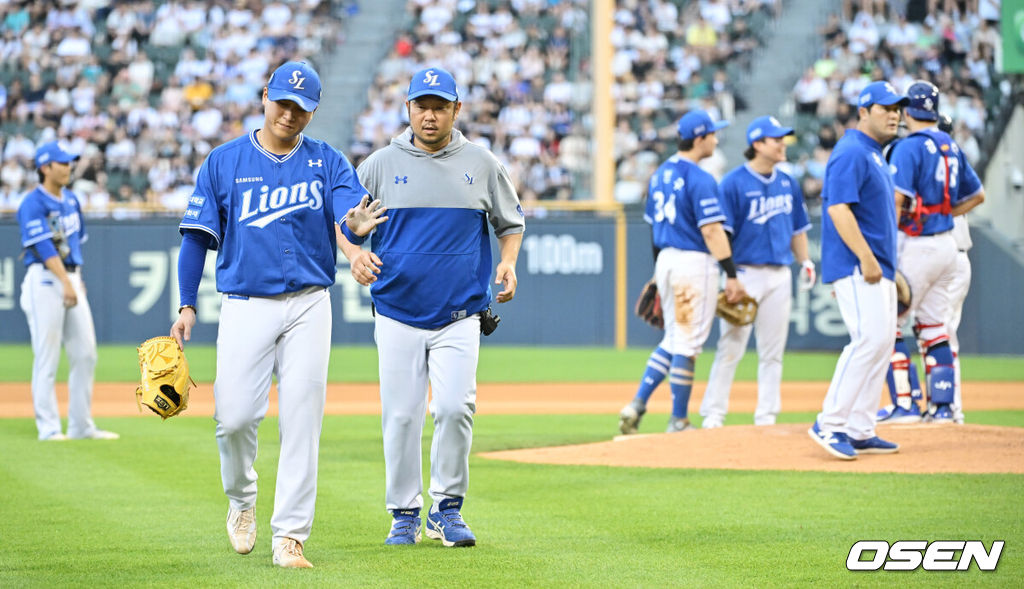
[17,186,87,266]
[820,129,898,283]
[179,131,367,296]
[889,128,982,235]
[720,164,810,266]
[644,155,726,253]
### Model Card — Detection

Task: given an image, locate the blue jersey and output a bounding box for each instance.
[17,185,87,266]
[719,164,810,266]
[888,128,982,236]
[820,129,898,284]
[180,130,367,296]
[644,155,727,253]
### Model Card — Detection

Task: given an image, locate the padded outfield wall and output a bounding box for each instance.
[0,212,1019,353]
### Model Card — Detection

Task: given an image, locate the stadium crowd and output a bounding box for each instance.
[349,0,778,204]
[787,0,1006,201]
[0,0,347,214]
[0,0,1012,214]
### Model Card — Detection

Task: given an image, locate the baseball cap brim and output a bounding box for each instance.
[267,88,319,112]
[710,120,730,133]
[407,88,458,102]
[875,95,911,106]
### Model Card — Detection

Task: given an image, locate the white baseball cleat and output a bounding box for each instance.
[273,537,313,568]
[41,432,68,441]
[227,507,257,554]
[74,429,119,440]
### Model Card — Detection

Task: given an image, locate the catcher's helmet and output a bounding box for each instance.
[937,113,953,133]
[905,80,939,122]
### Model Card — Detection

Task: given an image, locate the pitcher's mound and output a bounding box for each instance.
[479,423,1024,474]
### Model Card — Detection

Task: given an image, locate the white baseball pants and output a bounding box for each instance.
[375,313,479,511]
[817,273,897,440]
[654,248,719,358]
[701,265,793,426]
[20,264,98,440]
[214,286,330,545]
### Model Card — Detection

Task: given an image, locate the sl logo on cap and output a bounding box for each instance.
[423,70,441,87]
[288,70,306,90]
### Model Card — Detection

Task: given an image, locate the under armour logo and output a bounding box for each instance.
[288,70,305,89]
[395,175,408,184]
[464,173,474,184]
[423,70,440,87]
[308,159,322,167]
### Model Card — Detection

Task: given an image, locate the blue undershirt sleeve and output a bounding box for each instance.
[32,238,59,261]
[178,231,209,306]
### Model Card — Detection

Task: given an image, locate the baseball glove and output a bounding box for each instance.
[135,336,194,419]
[716,292,758,326]
[634,279,664,329]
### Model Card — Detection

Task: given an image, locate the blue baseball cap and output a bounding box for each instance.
[266,61,322,112]
[746,115,793,145]
[407,67,458,102]
[858,81,909,108]
[677,110,729,140]
[35,141,78,168]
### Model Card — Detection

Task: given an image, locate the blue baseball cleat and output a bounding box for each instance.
[425,498,476,547]
[850,436,900,454]
[877,403,922,424]
[808,422,857,460]
[931,404,955,423]
[385,509,421,545]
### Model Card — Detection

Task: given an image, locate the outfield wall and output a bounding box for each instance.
[0,215,1019,353]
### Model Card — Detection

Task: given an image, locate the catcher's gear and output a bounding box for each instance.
[894,270,912,317]
[136,336,194,419]
[634,279,664,329]
[715,291,758,326]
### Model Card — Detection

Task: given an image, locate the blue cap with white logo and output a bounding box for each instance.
[407,67,458,102]
[858,81,909,109]
[35,141,79,168]
[677,110,729,140]
[267,61,322,112]
[746,115,793,145]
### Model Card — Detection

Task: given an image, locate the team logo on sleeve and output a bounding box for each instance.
[238,180,324,228]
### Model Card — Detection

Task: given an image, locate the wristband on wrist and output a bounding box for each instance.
[718,256,737,279]
[178,304,196,315]
[340,220,366,245]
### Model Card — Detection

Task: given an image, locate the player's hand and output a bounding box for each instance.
[61,279,78,308]
[171,307,196,350]
[350,250,383,287]
[724,277,746,303]
[859,255,883,284]
[346,195,388,237]
[797,259,816,292]
[494,262,517,303]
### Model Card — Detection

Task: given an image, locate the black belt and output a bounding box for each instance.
[35,262,78,272]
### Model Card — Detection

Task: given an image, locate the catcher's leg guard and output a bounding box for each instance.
[927,364,956,405]
[923,341,956,421]
[880,338,922,423]
[909,360,923,402]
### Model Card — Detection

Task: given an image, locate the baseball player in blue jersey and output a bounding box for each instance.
[618,109,746,435]
[877,81,984,424]
[170,61,385,568]
[17,141,117,442]
[338,67,524,548]
[809,81,907,460]
[699,116,813,428]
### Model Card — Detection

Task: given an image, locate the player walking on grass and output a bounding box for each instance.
[809,81,907,460]
[17,141,117,442]
[878,82,984,424]
[339,67,524,547]
[699,116,813,428]
[618,109,746,435]
[170,61,385,568]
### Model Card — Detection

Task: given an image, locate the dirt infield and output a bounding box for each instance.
[2,381,1022,473]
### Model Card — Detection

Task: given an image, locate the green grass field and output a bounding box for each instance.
[1,346,1022,586]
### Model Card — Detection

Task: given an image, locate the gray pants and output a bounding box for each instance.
[375,313,479,511]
